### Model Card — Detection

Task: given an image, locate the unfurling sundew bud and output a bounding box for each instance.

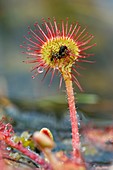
[40,127,54,141]
[33,130,55,150]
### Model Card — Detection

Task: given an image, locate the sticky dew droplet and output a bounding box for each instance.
[77,113,81,128]
[27,47,31,51]
[32,75,35,79]
[6,147,11,151]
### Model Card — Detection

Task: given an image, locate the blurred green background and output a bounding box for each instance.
[0,0,113,103]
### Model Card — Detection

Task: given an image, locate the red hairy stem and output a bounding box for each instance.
[0,119,51,169]
[5,138,51,170]
[63,72,80,157]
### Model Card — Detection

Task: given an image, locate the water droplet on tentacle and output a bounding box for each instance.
[37,67,44,73]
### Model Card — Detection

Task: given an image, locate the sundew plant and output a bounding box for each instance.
[21,18,96,157]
